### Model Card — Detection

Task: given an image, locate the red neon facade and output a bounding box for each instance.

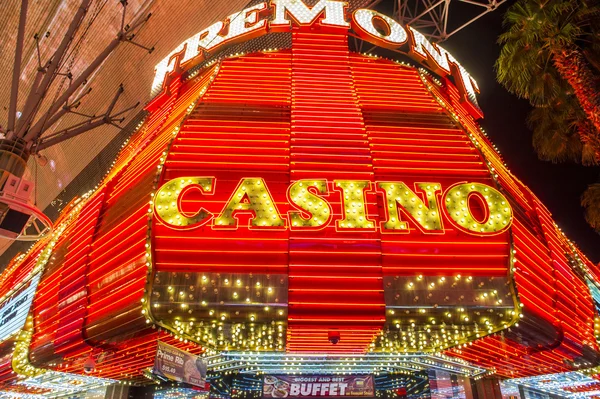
[0,3,598,391]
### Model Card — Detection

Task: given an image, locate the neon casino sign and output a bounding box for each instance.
[151,0,482,117]
[153,178,513,235]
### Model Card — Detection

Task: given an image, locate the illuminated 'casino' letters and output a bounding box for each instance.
[334,180,376,230]
[378,182,442,233]
[288,179,332,229]
[154,177,513,235]
[213,178,286,229]
[154,177,215,229]
[444,183,513,234]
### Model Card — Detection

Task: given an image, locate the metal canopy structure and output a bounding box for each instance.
[0,0,251,257]
[394,0,507,42]
[206,353,486,377]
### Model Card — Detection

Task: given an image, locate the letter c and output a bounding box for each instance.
[154,177,215,229]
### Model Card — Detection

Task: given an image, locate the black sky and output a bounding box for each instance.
[433,2,600,262]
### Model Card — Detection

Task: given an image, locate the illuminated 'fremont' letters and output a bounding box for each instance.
[150,0,482,118]
[153,177,513,235]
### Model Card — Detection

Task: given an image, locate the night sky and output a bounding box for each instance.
[430,2,600,262]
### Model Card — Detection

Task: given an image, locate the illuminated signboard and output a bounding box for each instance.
[0,273,40,342]
[153,178,513,235]
[153,341,207,388]
[151,0,482,118]
[263,375,375,398]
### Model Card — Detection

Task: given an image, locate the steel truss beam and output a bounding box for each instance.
[394,0,507,43]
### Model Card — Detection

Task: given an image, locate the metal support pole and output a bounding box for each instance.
[408,0,445,25]
[34,118,107,152]
[24,11,150,142]
[38,87,92,130]
[24,37,121,141]
[16,0,93,137]
[7,0,29,135]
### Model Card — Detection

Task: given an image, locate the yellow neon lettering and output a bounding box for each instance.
[444,183,512,234]
[335,180,375,229]
[154,177,214,229]
[379,182,442,232]
[288,179,331,228]
[214,178,285,228]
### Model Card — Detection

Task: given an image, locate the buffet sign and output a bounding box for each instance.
[263,375,375,398]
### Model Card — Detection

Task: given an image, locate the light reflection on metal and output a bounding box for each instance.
[204,352,486,377]
[4,372,115,398]
[501,371,600,398]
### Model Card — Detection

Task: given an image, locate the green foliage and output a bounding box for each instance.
[528,100,583,163]
[582,184,600,232]
[497,0,600,232]
[496,0,586,105]
[528,94,598,165]
[497,0,600,165]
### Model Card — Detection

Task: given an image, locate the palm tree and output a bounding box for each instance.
[528,94,598,166]
[496,0,600,234]
[496,0,600,160]
[582,183,600,232]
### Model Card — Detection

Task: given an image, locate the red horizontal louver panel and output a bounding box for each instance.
[54,191,106,359]
[285,29,384,353]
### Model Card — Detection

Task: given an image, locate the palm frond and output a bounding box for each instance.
[496,0,596,105]
[528,99,584,163]
[582,183,600,232]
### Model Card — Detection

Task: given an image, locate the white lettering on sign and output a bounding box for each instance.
[409,27,452,74]
[265,375,370,398]
[270,0,349,28]
[351,9,408,48]
[150,3,269,92]
[447,52,483,118]
[150,0,482,117]
[407,27,482,115]
[290,384,300,396]
[289,382,348,396]
[157,348,175,362]
[0,273,40,343]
